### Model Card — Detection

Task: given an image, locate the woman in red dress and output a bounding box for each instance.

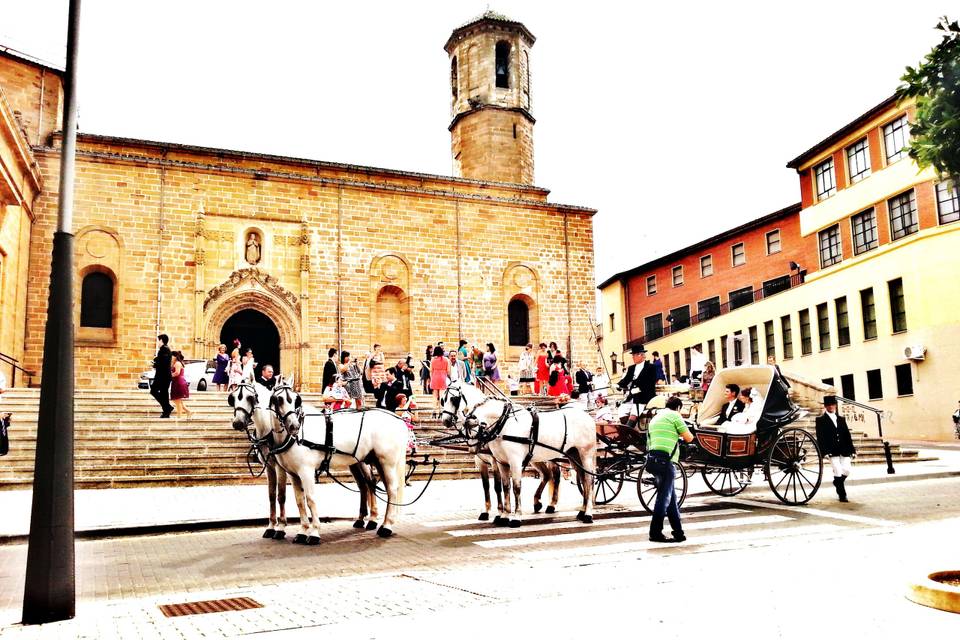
[534,342,550,395]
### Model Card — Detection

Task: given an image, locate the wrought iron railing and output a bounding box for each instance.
[835,395,895,474]
[624,271,806,350]
[0,351,35,388]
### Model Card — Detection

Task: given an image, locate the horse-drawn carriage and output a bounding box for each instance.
[585,365,824,509]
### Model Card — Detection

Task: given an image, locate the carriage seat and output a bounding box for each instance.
[696,413,756,434]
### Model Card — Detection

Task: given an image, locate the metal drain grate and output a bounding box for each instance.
[158,597,263,617]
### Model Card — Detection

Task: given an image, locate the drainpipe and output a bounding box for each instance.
[336,185,343,352]
[563,210,572,361]
[36,68,45,146]
[156,154,166,339]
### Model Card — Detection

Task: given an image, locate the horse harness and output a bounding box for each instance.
[466,399,569,468]
[292,409,368,478]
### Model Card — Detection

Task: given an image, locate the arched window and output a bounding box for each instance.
[451,56,458,98]
[507,297,530,346]
[495,41,511,89]
[80,271,114,328]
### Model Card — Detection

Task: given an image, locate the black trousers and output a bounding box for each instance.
[150,378,173,414]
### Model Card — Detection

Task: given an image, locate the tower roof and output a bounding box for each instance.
[444,10,536,52]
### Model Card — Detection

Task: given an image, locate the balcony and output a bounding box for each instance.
[624,271,806,350]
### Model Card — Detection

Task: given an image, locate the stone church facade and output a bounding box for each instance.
[0,12,596,390]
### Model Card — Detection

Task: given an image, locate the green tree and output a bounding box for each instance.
[897,17,960,181]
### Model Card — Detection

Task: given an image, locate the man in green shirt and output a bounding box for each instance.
[646,396,695,543]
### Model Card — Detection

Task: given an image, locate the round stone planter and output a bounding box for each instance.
[907,571,960,614]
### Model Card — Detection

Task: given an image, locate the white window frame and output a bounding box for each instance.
[646,275,657,296]
[672,265,684,287]
[731,242,746,267]
[699,254,713,278]
[882,114,909,165]
[846,137,871,184]
[765,229,781,255]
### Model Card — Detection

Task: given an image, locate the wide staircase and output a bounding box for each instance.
[0,386,556,490]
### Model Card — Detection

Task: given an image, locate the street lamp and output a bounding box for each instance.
[22,0,81,624]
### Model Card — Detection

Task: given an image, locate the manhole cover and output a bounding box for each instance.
[159,597,263,617]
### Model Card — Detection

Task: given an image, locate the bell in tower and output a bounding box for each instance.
[445,11,535,185]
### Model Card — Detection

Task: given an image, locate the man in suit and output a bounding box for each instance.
[258,364,278,391]
[150,334,174,418]
[715,384,745,425]
[617,345,657,427]
[374,367,407,412]
[815,395,855,502]
[322,348,338,392]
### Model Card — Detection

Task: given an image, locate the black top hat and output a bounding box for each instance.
[823,395,838,405]
[629,345,647,355]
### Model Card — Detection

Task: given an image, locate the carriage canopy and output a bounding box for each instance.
[697,365,800,431]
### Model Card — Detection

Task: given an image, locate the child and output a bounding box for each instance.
[507,375,520,396]
[325,378,352,411]
[395,393,418,455]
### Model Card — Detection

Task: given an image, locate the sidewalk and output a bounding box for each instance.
[1,446,956,541]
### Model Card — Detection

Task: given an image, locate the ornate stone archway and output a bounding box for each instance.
[202,269,304,385]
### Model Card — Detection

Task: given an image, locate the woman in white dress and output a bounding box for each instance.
[728,386,763,433]
[241,348,256,382]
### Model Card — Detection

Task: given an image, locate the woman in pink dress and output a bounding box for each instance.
[170,351,193,419]
[430,345,449,406]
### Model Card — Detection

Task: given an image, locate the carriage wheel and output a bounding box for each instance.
[765,428,822,505]
[577,459,625,505]
[637,461,688,513]
[701,467,751,497]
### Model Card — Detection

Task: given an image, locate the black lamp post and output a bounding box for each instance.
[22,0,81,624]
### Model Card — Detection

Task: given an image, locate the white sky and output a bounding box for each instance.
[0,0,952,284]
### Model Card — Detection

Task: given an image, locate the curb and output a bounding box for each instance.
[0,515,337,546]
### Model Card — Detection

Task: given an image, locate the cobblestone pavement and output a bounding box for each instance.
[0,475,958,638]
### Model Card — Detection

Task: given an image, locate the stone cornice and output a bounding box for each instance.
[448,105,536,131]
[32,146,596,216]
[0,85,43,214]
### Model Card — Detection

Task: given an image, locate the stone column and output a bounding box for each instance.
[193,204,207,358]
[299,219,311,389]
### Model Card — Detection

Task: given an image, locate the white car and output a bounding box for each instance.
[138,359,216,391]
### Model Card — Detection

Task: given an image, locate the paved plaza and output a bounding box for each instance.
[0,452,958,638]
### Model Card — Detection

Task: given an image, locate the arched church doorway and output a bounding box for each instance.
[220,309,281,378]
[375,285,410,356]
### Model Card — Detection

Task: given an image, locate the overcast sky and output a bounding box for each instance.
[1,1,952,283]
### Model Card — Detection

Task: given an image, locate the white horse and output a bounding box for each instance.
[441,381,596,527]
[269,380,407,539]
[229,400,289,540]
[229,380,381,544]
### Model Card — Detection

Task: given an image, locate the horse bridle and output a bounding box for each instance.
[440,386,465,426]
[270,382,304,435]
[229,382,274,448]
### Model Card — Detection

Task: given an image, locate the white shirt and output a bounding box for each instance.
[691,350,707,373]
[826,411,838,426]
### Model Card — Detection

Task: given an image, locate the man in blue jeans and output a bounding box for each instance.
[646,395,695,543]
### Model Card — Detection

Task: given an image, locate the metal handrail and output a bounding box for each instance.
[834,394,895,474]
[0,350,35,388]
[624,271,807,350]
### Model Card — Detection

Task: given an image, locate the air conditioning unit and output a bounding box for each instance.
[904,345,926,361]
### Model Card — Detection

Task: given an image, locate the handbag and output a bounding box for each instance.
[0,414,10,456]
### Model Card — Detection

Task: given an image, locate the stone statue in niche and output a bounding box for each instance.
[245,231,262,265]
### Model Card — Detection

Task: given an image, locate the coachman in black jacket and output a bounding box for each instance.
[814,395,855,502]
[617,345,657,425]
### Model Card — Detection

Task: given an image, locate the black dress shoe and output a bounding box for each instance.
[160,413,171,419]
[671,532,687,542]
[649,533,672,543]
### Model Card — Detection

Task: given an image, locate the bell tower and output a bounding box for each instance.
[445,11,535,185]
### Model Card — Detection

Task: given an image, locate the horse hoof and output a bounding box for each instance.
[377,527,393,538]
[576,510,585,521]
[353,519,365,529]
[292,534,307,545]
[478,512,490,521]
[307,536,321,546]
[508,519,522,528]
[365,521,378,531]
[262,529,276,539]
[273,530,286,540]
[545,505,556,514]
[493,516,509,527]
[581,514,594,524]
[533,502,543,513]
